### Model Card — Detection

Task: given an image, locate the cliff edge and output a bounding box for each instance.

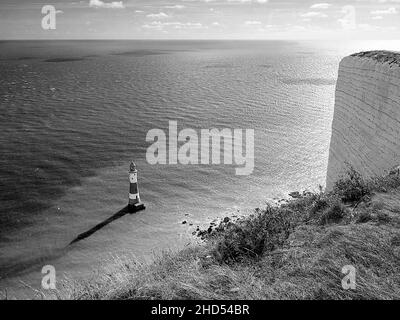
[326,51,400,189]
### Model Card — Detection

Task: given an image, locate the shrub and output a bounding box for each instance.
[368,174,400,193]
[377,212,391,224]
[333,165,370,203]
[282,190,330,222]
[356,210,372,223]
[211,207,297,264]
[308,193,330,218]
[319,199,348,225]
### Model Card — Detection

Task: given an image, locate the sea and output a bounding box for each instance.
[1,39,399,297]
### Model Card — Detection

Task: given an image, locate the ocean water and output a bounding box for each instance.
[0,40,397,297]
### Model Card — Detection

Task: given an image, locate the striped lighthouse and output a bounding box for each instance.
[128,161,145,213]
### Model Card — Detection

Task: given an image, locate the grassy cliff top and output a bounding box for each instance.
[350,50,400,66]
[47,167,400,300]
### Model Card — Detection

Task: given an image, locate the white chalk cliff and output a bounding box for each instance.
[326,51,400,189]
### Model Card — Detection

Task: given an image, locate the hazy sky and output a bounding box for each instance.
[0,0,400,39]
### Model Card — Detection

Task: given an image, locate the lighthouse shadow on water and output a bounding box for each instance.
[69,161,145,245]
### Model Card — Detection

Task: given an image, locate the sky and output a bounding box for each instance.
[0,0,400,39]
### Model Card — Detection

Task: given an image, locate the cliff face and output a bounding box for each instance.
[326,51,400,189]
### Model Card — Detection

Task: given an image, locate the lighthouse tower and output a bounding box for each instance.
[128,161,145,213]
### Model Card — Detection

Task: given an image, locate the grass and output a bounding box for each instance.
[40,168,400,300]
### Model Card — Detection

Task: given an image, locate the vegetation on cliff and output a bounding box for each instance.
[351,51,400,66]
[58,167,400,300]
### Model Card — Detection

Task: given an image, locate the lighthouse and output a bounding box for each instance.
[128,161,145,213]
